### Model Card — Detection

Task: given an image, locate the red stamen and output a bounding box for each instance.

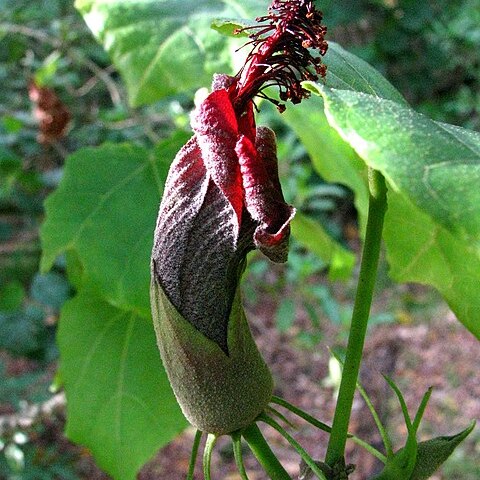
[233,0,328,113]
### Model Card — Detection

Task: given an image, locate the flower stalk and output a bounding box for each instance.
[242,423,291,480]
[325,168,388,467]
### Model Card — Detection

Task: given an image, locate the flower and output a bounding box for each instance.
[151,0,327,434]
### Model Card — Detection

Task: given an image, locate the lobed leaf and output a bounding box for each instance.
[304,81,480,338]
[40,134,188,317]
[311,85,480,244]
[58,291,187,480]
[75,0,264,106]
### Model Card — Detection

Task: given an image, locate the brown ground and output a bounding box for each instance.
[137,291,480,480]
[1,286,479,480]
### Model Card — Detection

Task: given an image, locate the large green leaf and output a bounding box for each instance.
[40,134,188,317]
[322,42,406,105]
[303,83,480,338]
[75,0,265,106]
[58,291,187,480]
[384,192,480,338]
[309,84,480,244]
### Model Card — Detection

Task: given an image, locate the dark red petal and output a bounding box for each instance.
[152,137,208,308]
[152,136,254,353]
[236,126,295,263]
[191,89,244,230]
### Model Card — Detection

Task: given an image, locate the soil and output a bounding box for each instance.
[140,301,479,480]
[1,287,479,480]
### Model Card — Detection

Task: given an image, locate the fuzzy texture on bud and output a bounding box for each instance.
[151,0,328,434]
[151,76,294,433]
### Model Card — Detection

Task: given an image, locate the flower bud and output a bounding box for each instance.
[150,0,328,434]
[151,76,294,434]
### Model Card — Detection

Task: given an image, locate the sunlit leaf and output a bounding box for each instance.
[304,80,480,338]
[41,134,188,317]
[75,0,264,105]
[59,291,187,480]
[384,192,480,338]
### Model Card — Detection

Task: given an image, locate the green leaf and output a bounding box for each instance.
[34,51,62,87]
[291,211,355,281]
[384,191,480,339]
[40,134,188,317]
[210,18,251,38]
[0,281,25,312]
[275,298,296,333]
[319,42,407,105]
[311,85,480,246]
[409,422,476,480]
[304,81,480,337]
[75,0,265,105]
[58,291,187,480]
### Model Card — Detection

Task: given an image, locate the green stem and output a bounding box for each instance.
[259,413,328,480]
[242,422,291,480]
[232,432,250,480]
[203,434,217,480]
[325,168,387,467]
[187,430,202,480]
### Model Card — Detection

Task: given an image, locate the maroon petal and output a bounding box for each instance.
[152,136,254,353]
[236,126,295,263]
[191,88,244,231]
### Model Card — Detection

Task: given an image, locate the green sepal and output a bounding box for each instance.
[150,279,273,435]
[408,421,475,480]
[371,422,475,480]
[369,441,417,480]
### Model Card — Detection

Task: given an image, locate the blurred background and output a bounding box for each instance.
[0,0,479,478]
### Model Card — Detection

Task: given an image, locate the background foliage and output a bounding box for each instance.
[1,0,479,478]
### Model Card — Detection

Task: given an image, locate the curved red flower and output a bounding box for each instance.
[152,75,295,353]
[150,0,328,434]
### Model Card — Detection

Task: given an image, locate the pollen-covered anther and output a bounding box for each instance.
[233,0,328,113]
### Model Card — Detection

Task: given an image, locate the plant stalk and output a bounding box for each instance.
[325,168,387,467]
[242,422,291,480]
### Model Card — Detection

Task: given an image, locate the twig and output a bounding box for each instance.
[0,23,61,47]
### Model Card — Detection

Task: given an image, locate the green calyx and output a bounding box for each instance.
[150,279,273,435]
